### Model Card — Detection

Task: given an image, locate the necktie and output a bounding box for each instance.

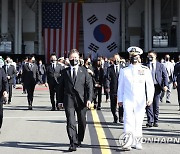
[151,63,156,84]
[72,68,76,82]
[116,65,119,76]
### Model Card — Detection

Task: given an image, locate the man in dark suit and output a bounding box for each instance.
[22,55,40,110]
[3,57,16,104]
[93,59,104,110]
[173,55,180,111]
[21,56,28,94]
[38,60,46,84]
[59,49,93,152]
[45,53,64,111]
[146,50,168,127]
[0,57,8,130]
[107,53,124,123]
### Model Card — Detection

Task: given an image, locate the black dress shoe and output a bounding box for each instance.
[146,122,153,127]
[28,106,33,110]
[153,123,159,127]
[94,104,97,109]
[76,141,82,147]
[119,117,124,123]
[166,101,171,103]
[113,120,117,123]
[51,108,56,111]
[97,107,101,110]
[69,144,77,152]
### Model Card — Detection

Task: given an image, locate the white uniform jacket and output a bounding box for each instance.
[117,64,154,112]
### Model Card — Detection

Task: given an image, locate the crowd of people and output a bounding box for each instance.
[0,47,179,151]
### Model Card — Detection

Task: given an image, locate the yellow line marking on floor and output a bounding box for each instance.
[91,109,111,154]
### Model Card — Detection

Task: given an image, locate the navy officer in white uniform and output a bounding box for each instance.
[117,46,154,150]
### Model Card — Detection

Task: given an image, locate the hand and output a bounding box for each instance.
[118,102,123,107]
[7,76,10,79]
[45,83,48,87]
[87,69,93,75]
[3,91,8,98]
[146,101,152,106]
[163,86,168,92]
[105,88,110,93]
[86,100,91,109]
[58,103,63,109]
[174,82,177,88]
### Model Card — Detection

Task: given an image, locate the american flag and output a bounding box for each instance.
[42,2,81,62]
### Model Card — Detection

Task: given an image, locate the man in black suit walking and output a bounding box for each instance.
[45,53,64,111]
[59,49,93,152]
[146,50,168,127]
[107,53,124,123]
[4,57,16,104]
[22,55,40,110]
[21,56,28,94]
[174,55,180,111]
[0,57,8,130]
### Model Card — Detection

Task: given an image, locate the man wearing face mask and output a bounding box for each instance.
[160,54,174,103]
[146,51,168,127]
[117,47,154,150]
[59,49,93,152]
[45,53,64,111]
[22,55,41,110]
[3,57,16,104]
[107,53,124,123]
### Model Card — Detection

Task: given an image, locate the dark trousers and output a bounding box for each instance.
[8,83,12,102]
[93,87,102,108]
[146,85,162,123]
[177,84,180,106]
[26,83,36,105]
[104,87,110,101]
[22,83,26,93]
[39,74,46,84]
[110,94,123,122]
[65,102,87,145]
[0,97,3,129]
[48,84,59,109]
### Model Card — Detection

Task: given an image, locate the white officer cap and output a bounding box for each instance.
[58,57,64,61]
[127,46,143,55]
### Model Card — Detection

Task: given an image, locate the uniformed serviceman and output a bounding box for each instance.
[117,46,154,150]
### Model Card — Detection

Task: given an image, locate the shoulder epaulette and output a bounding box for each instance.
[122,65,128,69]
[141,65,148,69]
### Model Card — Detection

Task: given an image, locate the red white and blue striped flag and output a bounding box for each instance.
[42,2,81,62]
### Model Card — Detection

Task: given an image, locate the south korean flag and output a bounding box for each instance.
[83,2,120,59]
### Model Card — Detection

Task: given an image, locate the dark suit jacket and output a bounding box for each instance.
[3,65,16,84]
[107,64,123,95]
[22,63,40,86]
[59,66,93,108]
[174,62,180,84]
[38,64,46,75]
[147,62,168,88]
[0,68,8,97]
[93,67,104,86]
[45,63,64,85]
